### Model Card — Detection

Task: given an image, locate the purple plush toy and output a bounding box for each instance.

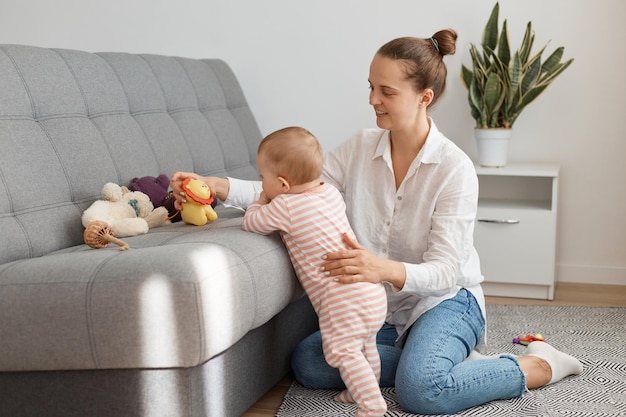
[129,174,182,222]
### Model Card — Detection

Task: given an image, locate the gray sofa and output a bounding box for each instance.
[0,44,317,417]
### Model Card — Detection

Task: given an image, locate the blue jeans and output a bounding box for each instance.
[291,289,526,415]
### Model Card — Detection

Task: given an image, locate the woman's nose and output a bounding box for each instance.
[369,90,379,105]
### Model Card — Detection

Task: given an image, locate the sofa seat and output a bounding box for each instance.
[0,206,304,372]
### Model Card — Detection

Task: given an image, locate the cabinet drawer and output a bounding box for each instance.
[474,207,556,286]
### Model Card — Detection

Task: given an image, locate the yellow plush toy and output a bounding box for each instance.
[180,178,218,226]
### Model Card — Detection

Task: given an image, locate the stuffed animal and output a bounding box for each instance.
[81,182,169,238]
[129,174,181,222]
[180,178,218,226]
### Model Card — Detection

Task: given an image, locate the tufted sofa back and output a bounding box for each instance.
[0,45,262,265]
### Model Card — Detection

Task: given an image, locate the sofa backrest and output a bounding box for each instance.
[0,45,262,265]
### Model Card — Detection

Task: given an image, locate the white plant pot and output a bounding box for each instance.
[474,128,513,167]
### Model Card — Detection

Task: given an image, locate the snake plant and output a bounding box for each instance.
[461,3,574,128]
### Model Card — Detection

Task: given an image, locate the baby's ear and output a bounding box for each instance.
[278,176,290,193]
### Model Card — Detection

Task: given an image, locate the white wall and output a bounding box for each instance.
[1,0,624,285]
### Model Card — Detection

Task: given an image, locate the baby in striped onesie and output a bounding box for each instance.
[242,126,388,417]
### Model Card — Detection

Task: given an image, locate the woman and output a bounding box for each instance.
[171,29,582,415]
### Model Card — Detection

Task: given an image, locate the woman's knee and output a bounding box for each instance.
[396,378,458,415]
[291,332,321,386]
[394,368,432,413]
[395,354,462,415]
[291,331,346,389]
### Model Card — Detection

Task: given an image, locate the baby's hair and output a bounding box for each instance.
[376,29,457,107]
[258,126,323,185]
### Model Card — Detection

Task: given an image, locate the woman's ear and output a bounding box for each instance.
[278,176,291,193]
[419,89,434,107]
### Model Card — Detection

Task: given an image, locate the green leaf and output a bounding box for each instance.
[469,80,486,127]
[461,65,473,89]
[518,22,534,64]
[497,19,511,67]
[482,3,499,54]
[536,59,574,86]
[509,52,522,93]
[520,54,541,96]
[542,46,565,73]
[520,85,548,108]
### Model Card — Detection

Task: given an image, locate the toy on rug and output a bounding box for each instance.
[513,333,545,346]
[84,220,130,251]
[180,178,218,226]
[129,174,182,222]
[81,182,169,238]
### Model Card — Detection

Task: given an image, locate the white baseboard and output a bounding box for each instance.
[556,264,626,286]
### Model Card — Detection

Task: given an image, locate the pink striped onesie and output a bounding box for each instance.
[242,182,387,417]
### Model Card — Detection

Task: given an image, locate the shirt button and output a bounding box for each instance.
[386,221,391,226]
[397,196,403,201]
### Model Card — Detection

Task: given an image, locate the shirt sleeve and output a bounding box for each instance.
[222,177,263,210]
[400,160,479,296]
[241,198,291,235]
[322,131,360,192]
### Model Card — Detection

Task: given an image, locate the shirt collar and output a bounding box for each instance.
[372,118,447,164]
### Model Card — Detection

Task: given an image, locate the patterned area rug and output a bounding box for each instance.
[276,305,626,416]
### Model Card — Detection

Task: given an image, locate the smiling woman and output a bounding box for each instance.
[290,31,580,416]
[367,31,457,190]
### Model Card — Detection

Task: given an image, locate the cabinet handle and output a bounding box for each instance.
[478,219,520,224]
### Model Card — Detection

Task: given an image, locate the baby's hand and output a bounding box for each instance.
[259,191,271,204]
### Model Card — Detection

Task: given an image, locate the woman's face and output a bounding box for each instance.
[368,54,424,132]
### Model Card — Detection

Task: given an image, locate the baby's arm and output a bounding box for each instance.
[242,197,290,235]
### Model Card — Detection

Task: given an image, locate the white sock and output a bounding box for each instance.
[526,341,583,384]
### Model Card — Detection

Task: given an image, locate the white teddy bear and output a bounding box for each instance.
[82,182,170,237]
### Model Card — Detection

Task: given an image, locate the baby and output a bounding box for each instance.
[242,127,388,417]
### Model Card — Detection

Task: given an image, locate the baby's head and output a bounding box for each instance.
[257,126,323,187]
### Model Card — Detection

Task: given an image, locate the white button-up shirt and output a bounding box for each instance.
[226,120,485,346]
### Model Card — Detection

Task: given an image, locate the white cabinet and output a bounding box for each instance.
[474,163,560,300]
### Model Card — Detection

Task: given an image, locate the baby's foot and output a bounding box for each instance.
[334,390,355,403]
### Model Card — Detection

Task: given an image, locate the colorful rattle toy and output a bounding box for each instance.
[512,333,545,346]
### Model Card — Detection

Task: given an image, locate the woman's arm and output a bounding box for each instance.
[321,233,407,289]
[170,172,262,210]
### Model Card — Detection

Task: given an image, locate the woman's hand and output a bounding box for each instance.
[321,233,406,289]
[170,172,230,210]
